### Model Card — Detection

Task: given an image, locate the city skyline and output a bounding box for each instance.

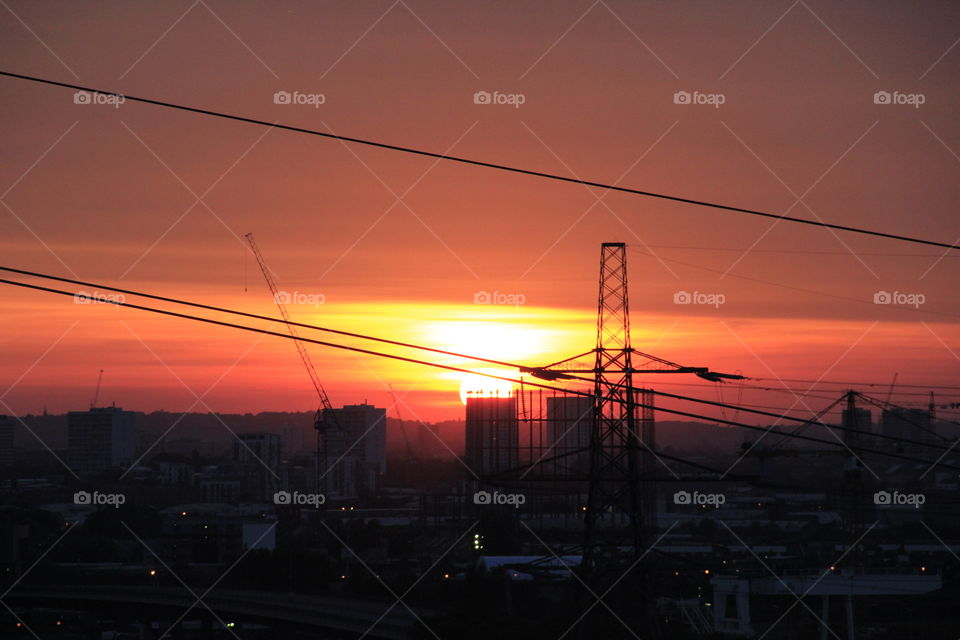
[1,3,958,637]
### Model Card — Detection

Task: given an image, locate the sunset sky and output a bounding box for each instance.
[1,1,959,424]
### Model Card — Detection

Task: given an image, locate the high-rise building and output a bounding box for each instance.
[0,415,14,469]
[881,407,934,449]
[320,404,387,497]
[234,432,281,501]
[465,396,518,476]
[546,396,594,475]
[67,407,135,477]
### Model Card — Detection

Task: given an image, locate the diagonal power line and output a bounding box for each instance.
[2,273,959,473]
[1,70,958,252]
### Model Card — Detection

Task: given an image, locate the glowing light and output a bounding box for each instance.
[426,320,549,363]
[459,370,514,404]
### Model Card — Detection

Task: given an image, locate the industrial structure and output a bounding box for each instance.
[244,232,335,499]
[1,241,955,638]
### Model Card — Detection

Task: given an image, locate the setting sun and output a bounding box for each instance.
[424,318,550,362]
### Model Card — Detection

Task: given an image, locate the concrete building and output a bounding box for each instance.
[320,404,387,497]
[546,396,594,475]
[0,415,14,469]
[234,432,281,502]
[881,407,934,449]
[152,453,194,488]
[67,407,135,477]
[465,396,518,476]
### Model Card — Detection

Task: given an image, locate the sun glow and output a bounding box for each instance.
[424,319,549,362]
[458,369,515,405]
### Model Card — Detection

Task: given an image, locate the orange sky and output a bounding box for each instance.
[1,1,959,423]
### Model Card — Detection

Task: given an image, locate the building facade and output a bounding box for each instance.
[233,432,281,502]
[546,395,594,475]
[320,403,387,497]
[67,407,135,477]
[465,396,518,477]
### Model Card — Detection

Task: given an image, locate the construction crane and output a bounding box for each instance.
[244,232,334,496]
[388,383,416,465]
[885,372,898,404]
[90,369,104,408]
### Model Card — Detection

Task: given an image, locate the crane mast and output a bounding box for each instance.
[244,232,333,499]
[244,233,333,414]
[91,368,104,408]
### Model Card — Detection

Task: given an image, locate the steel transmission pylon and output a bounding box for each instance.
[577,242,657,638]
